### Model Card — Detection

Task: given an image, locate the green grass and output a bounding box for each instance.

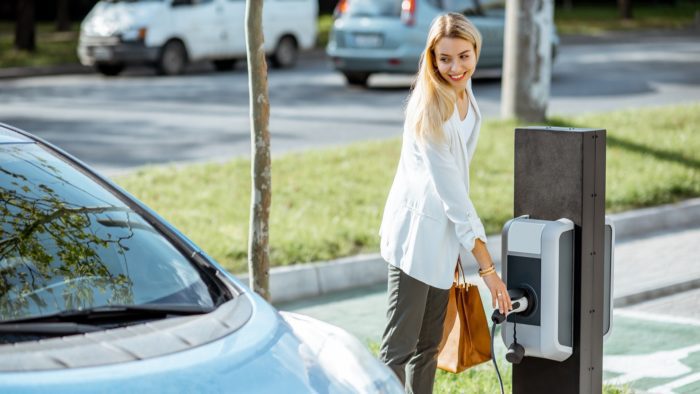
[0,22,79,68]
[317,14,333,49]
[114,103,700,274]
[555,0,700,35]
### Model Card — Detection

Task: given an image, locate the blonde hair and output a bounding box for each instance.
[405,13,482,144]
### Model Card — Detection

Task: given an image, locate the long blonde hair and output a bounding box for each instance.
[406,13,482,144]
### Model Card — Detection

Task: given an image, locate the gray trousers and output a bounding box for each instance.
[379,265,450,394]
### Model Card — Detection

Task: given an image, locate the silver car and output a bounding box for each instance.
[327,0,557,86]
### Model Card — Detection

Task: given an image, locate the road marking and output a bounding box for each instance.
[648,372,700,394]
[604,343,700,385]
[614,308,700,327]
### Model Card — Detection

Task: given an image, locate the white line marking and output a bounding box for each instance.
[604,344,700,386]
[647,372,700,393]
[614,309,700,327]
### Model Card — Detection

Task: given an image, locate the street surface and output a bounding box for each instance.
[0,31,698,175]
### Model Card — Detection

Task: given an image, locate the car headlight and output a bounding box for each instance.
[121,27,147,42]
[280,312,403,394]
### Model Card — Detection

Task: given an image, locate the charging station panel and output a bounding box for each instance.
[501,217,575,362]
[603,216,615,340]
[500,216,616,362]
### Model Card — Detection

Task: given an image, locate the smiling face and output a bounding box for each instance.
[434,37,477,96]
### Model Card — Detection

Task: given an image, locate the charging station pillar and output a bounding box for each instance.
[512,127,606,394]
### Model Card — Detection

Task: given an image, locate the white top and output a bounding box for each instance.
[459,98,477,145]
[379,81,487,289]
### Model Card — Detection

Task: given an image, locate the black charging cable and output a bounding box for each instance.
[490,290,531,394]
[490,322,505,394]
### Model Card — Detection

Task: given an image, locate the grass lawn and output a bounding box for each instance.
[0,22,79,68]
[554,0,699,35]
[115,103,700,274]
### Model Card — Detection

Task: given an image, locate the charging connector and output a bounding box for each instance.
[491,288,530,324]
[490,288,533,394]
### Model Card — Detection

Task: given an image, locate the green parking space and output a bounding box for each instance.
[604,311,700,393]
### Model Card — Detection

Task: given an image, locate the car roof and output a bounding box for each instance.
[0,123,34,144]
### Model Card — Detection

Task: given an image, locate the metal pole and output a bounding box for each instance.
[512,127,606,393]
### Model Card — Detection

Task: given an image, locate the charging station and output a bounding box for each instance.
[506,126,607,394]
[498,216,615,364]
[500,216,575,362]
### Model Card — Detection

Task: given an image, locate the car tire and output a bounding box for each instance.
[95,63,125,77]
[213,59,237,71]
[343,72,370,87]
[157,40,188,76]
[270,36,298,69]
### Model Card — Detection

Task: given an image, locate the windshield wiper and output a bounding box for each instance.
[0,322,103,336]
[0,304,214,326]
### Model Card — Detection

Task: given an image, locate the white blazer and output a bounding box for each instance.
[379,80,487,289]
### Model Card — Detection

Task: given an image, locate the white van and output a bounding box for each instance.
[78,0,317,76]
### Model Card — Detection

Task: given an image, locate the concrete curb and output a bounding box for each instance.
[239,198,700,303]
[0,64,92,80]
[614,278,700,308]
[0,49,326,81]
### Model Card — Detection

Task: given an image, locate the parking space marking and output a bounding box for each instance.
[604,309,700,393]
[614,308,700,327]
[648,372,700,394]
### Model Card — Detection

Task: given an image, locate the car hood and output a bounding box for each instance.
[81,1,163,37]
[0,287,401,394]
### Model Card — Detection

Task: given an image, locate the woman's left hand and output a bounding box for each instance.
[482,273,512,314]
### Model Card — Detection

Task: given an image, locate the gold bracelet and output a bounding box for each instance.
[478,265,496,277]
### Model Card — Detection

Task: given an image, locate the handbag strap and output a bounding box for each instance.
[455,256,469,287]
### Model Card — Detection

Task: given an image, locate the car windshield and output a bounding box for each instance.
[0,143,218,322]
[345,0,401,17]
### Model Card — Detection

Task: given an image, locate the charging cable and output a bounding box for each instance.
[490,322,505,394]
[490,291,530,394]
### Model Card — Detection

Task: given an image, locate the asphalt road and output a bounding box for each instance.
[0,30,698,175]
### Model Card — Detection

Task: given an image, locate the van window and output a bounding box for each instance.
[345,0,401,17]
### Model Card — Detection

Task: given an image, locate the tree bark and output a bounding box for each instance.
[245,0,271,301]
[500,0,554,122]
[56,0,71,32]
[618,0,633,20]
[563,0,573,12]
[14,0,36,52]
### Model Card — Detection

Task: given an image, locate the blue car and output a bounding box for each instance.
[327,0,558,86]
[0,123,402,393]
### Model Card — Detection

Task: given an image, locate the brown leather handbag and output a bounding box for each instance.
[437,259,492,373]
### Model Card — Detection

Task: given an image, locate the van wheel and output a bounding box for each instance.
[271,36,298,69]
[343,72,370,87]
[213,59,237,71]
[157,40,188,76]
[95,63,124,76]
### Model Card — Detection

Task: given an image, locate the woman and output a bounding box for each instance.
[378,13,512,393]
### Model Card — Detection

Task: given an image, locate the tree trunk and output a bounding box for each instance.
[56,0,71,32]
[563,0,573,12]
[500,0,554,122]
[618,0,633,20]
[14,0,36,52]
[245,0,271,301]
